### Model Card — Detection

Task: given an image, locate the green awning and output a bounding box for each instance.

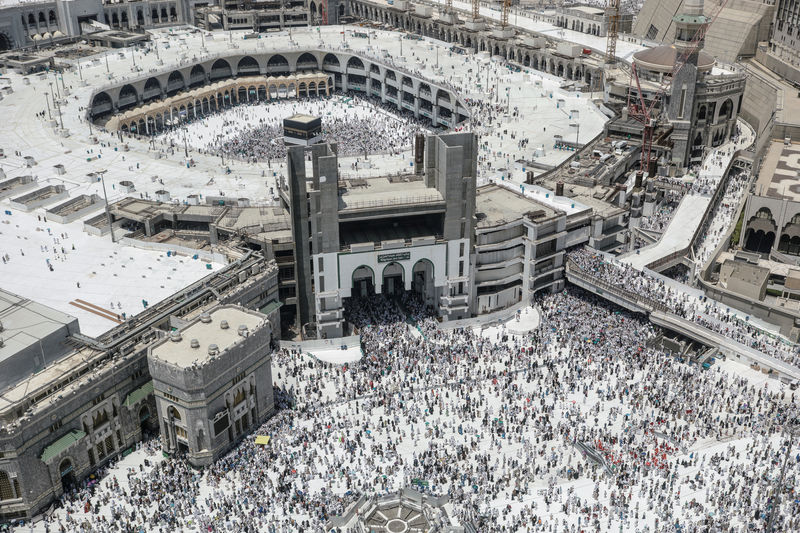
[123,381,154,408]
[259,300,282,315]
[41,430,86,463]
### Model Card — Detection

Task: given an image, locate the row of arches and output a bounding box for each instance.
[743,208,800,256]
[112,75,331,134]
[21,10,57,29]
[351,259,435,300]
[91,51,463,121]
[349,1,601,89]
[104,4,178,29]
[556,16,601,36]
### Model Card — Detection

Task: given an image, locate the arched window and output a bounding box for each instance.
[92,409,109,429]
[756,208,773,220]
[233,388,246,406]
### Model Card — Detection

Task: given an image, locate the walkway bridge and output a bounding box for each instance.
[565,259,800,381]
[619,122,755,273]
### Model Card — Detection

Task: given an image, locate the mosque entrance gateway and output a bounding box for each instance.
[381,262,405,297]
[352,265,375,298]
[59,458,76,492]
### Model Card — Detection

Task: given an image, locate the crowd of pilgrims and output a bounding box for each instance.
[569,248,800,367]
[157,93,429,163]
[17,284,800,533]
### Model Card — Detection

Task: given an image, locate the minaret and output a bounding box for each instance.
[667,0,710,170]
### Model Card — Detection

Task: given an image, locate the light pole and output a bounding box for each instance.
[52,71,60,98]
[183,126,188,158]
[55,97,64,130]
[105,52,110,74]
[44,91,51,120]
[97,169,115,243]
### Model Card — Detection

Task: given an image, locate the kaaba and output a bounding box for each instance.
[283,114,322,146]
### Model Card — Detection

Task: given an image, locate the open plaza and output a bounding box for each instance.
[0,0,798,531]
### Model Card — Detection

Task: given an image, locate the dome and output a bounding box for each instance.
[632,44,715,74]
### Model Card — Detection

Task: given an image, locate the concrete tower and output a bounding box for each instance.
[666,0,709,170]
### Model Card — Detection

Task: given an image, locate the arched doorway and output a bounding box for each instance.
[138,404,151,434]
[412,259,434,306]
[59,458,76,492]
[382,262,405,296]
[352,265,375,298]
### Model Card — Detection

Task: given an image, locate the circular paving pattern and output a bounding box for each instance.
[386,518,409,533]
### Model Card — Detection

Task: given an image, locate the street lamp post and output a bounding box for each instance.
[97,169,115,243]
[55,97,64,130]
[183,126,189,158]
[44,91,51,120]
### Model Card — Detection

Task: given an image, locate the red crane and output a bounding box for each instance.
[626,0,729,178]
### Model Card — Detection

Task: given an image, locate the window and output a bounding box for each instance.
[678,87,687,119]
[0,471,17,501]
[92,394,105,406]
[50,420,63,433]
[233,388,246,406]
[175,427,187,439]
[645,24,659,41]
[459,242,465,257]
[92,410,109,430]
[319,275,325,292]
[105,435,115,454]
[163,392,180,403]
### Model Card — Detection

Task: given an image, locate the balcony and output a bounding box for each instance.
[318,307,343,323]
[440,293,469,306]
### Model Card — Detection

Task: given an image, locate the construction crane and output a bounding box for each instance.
[627,0,729,178]
[605,0,620,64]
[501,0,511,28]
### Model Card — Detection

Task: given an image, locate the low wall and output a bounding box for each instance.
[0,176,37,200]
[440,298,529,330]
[279,335,361,353]
[83,213,124,236]
[696,277,800,341]
[118,236,228,264]
[46,194,102,224]
[9,186,68,212]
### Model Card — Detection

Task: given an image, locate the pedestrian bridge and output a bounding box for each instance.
[565,259,800,381]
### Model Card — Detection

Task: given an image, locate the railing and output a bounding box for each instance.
[341,194,442,210]
[340,235,445,252]
[565,258,671,314]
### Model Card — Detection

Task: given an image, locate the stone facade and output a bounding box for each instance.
[148,305,275,467]
[0,0,197,51]
[0,254,278,522]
